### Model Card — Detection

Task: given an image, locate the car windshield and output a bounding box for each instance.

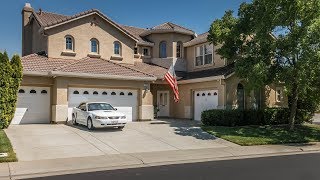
[87,103,115,111]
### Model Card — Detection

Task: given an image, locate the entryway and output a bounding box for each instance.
[157,91,170,117]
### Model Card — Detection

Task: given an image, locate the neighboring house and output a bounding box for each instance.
[12,3,288,124]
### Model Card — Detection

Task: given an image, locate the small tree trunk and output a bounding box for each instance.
[289,83,298,130]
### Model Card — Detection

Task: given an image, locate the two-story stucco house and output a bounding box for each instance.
[12,3,288,124]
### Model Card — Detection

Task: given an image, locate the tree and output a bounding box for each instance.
[0,52,23,129]
[208,0,320,130]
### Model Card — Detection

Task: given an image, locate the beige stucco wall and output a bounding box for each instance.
[265,84,288,108]
[146,33,192,59]
[186,42,226,72]
[45,14,136,64]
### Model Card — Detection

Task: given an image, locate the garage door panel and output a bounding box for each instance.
[68,88,138,121]
[194,90,218,121]
[12,87,51,124]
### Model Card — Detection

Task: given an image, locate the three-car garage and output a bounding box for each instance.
[12,86,139,124]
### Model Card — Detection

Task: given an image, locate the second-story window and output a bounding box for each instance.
[65,36,74,51]
[159,41,167,58]
[195,44,213,66]
[143,48,149,56]
[90,39,99,53]
[114,41,121,55]
[134,47,138,54]
[176,42,182,58]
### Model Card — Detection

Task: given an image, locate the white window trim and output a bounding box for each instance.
[276,87,283,102]
[176,42,183,58]
[194,44,214,67]
[114,41,122,56]
[142,47,150,56]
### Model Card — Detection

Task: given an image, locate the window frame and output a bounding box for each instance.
[195,44,214,67]
[276,87,283,102]
[134,47,138,55]
[176,42,182,58]
[143,47,149,56]
[114,41,121,56]
[90,38,99,53]
[159,41,167,58]
[65,35,74,51]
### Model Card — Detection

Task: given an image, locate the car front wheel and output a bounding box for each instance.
[87,118,94,130]
[118,126,125,130]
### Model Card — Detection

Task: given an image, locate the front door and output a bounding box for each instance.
[157,91,169,117]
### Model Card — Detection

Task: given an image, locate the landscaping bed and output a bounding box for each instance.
[0,130,17,162]
[203,124,320,146]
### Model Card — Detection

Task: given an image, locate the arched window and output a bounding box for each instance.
[18,89,25,93]
[73,90,79,94]
[176,42,182,58]
[159,41,167,58]
[120,92,125,96]
[128,92,133,96]
[111,92,116,95]
[114,41,121,55]
[30,90,37,94]
[237,83,245,110]
[65,35,74,51]
[41,90,48,94]
[83,91,89,95]
[90,38,99,53]
[93,91,98,95]
[102,92,108,95]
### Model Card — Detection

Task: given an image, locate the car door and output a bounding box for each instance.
[77,103,87,124]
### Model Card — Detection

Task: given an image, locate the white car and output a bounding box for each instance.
[72,102,127,130]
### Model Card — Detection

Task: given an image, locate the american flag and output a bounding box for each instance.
[164,64,179,102]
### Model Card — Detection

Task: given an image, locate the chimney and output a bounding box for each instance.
[22,3,34,56]
[38,8,42,15]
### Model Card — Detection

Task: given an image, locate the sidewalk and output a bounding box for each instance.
[1,143,320,180]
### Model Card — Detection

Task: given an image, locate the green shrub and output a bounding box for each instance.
[0,52,22,129]
[201,108,309,127]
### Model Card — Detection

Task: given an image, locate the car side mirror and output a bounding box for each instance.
[114,108,117,111]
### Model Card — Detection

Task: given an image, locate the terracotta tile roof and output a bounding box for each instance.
[21,54,154,79]
[32,9,139,42]
[22,53,77,72]
[152,22,194,34]
[57,57,154,78]
[122,62,168,79]
[184,32,209,47]
[120,25,154,46]
[34,11,70,27]
[177,63,235,81]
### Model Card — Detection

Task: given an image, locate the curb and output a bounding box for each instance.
[6,149,320,180]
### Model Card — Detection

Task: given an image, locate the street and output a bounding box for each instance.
[27,153,320,180]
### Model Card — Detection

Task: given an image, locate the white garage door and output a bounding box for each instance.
[68,88,138,121]
[194,90,219,121]
[11,86,51,124]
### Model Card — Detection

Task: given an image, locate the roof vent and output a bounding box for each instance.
[25,3,31,8]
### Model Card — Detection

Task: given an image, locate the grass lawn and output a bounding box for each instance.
[0,129,17,162]
[203,124,320,146]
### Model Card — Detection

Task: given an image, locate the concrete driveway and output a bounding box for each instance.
[5,120,237,161]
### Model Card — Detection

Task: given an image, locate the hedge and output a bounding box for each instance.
[201,108,312,127]
[0,52,22,129]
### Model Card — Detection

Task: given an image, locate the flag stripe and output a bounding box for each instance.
[164,65,179,103]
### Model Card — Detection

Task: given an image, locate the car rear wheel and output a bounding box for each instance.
[72,114,78,125]
[118,126,125,130]
[87,118,94,130]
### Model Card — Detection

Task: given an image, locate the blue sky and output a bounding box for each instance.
[0,0,250,57]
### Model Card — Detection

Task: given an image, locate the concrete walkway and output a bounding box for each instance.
[1,143,320,180]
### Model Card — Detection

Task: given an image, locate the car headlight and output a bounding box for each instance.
[95,116,108,119]
[121,116,126,119]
